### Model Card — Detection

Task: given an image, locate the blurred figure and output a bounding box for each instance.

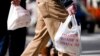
[0,0,27,56]
[75,0,87,31]
[86,0,100,33]
[26,0,38,35]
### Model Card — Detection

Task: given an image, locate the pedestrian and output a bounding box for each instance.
[8,0,27,56]
[0,0,10,56]
[0,0,27,56]
[21,0,76,56]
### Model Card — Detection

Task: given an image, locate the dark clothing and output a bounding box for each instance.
[9,27,27,56]
[20,0,26,9]
[0,0,11,36]
[0,28,27,56]
[0,0,27,56]
[60,0,73,7]
[0,33,9,56]
[0,0,11,55]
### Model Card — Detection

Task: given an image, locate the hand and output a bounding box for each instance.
[66,4,77,15]
[12,0,20,6]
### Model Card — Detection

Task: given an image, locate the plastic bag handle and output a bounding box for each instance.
[64,15,72,26]
[71,15,78,27]
[64,14,78,29]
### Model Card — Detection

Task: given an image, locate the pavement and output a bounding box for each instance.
[81,33,100,56]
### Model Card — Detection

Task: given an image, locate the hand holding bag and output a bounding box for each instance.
[54,15,81,56]
[7,1,31,30]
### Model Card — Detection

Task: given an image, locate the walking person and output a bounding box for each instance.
[8,0,27,56]
[0,0,27,56]
[21,0,76,56]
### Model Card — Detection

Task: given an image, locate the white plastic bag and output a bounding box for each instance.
[54,15,81,56]
[7,2,31,30]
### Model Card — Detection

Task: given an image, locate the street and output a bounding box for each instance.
[81,33,100,56]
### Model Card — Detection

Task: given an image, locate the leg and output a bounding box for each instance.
[21,14,50,56]
[37,0,68,39]
[0,33,9,56]
[9,27,27,56]
[37,0,70,56]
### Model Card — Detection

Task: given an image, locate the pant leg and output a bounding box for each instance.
[40,0,70,56]
[37,0,68,39]
[0,32,9,56]
[38,0,70,56]
[21,14,50,56]
[9,27,27,56]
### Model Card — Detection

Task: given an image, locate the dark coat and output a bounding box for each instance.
[0,0,11,36]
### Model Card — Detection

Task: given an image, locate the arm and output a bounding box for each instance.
[12,0,20,6]
[12,0,26,9]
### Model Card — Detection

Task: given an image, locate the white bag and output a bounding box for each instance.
[54,15,81,56]
[7,2,31,30]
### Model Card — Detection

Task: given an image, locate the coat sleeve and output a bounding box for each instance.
[60,0,73,7]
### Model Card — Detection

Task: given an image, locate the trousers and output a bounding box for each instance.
[21,0,69,56]
[0,27,27,56]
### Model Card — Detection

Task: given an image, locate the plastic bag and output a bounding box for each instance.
[54,15,81,56]
[7,2,31,30]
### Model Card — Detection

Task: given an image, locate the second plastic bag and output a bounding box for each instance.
[54,15,81,56]
[7,2,31,30]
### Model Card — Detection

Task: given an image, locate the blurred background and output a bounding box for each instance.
[25,0,100,56]
[7,0,100,56]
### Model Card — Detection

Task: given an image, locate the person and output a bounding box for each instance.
[0,0,10,56]
[9,0,27,56]
[21,0,76,56]
[0,0,27,56]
